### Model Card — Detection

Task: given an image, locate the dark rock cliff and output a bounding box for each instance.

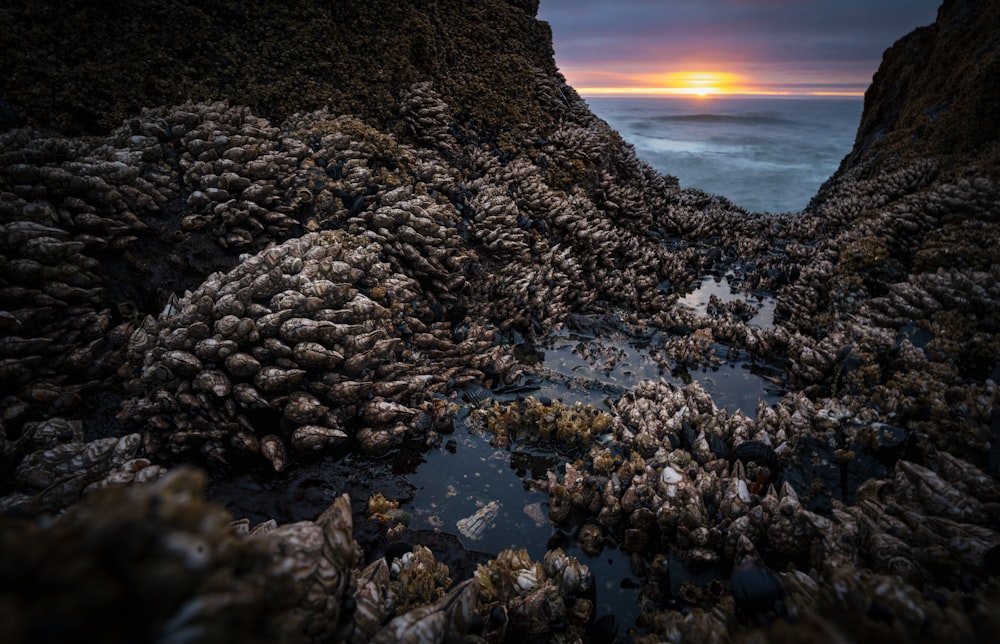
[842,0,1000,177]
[0,0,555,140]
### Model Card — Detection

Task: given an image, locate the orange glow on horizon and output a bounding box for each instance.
[574,86,864,98]
[654,71,742,96]
[573,70,750,97]
[566,69,865,98]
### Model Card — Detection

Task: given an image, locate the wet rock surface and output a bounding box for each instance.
[2,0,1000,642]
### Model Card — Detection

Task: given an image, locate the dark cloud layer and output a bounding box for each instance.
[537,0,941,93]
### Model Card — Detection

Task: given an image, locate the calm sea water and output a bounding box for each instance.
[585,95,863,213]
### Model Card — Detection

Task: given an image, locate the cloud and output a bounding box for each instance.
[537,0,941,93]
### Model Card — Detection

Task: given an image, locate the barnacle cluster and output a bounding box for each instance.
[6,418,160,511]
[0,125,161,431]
[2,0,1000,639]
[388,544,453,613]
[474,547,594,639]
[468,396,615,448]
[0,468,361,643]
[117,227,513,467]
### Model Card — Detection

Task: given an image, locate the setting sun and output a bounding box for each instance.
[657,71,739,96]
[573,70,767,97]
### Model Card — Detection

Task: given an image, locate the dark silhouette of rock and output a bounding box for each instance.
[0,0,560,139]
[843,0,1000,176]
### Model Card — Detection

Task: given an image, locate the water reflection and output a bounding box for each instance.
[403,295,785,635]
[215,280,786,638]
[677,273,776,329]
[406,407,646,634]
[405,410,555,556]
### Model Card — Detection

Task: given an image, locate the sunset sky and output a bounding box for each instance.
[537,0,941,96]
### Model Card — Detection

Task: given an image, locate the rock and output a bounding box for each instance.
[0,0,999,642]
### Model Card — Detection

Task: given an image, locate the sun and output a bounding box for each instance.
[572,70,749,97]
[661,71,736,96]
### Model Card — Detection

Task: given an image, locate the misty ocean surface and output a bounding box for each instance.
[585,96,864,213]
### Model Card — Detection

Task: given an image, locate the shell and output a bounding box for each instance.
[260,434,288,472]
[292,341,344,368]
[356,424,407,456]
[290,425,348,452]
[361,398,417,426]
[282,391,328,425]
[254,366,306,392]
[193,370,232,397]
[160,350,202,376]
[456,500,501,541]
[224,352,262,378]
[231,383,269,408]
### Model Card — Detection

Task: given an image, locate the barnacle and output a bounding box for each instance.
[1,3,999,640]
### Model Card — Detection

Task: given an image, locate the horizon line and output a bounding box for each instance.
[574,87,865,98]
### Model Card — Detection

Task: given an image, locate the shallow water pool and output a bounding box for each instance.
[402,286,784,634]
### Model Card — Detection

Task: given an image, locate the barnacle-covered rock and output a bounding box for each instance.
[120,228,520,464]
[468,396,615,449]
[0,468,361,643]
[1,0,1000,641]
[472,547,593,639]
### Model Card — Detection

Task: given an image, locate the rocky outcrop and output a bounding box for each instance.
[839,0,1000,176]
[0,0,555,140]
[2,0,1000,642]
[778,0,1000,470]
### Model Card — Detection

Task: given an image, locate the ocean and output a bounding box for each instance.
[584,95,864,213]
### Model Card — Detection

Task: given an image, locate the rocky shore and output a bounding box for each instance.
[2,0,999,641]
